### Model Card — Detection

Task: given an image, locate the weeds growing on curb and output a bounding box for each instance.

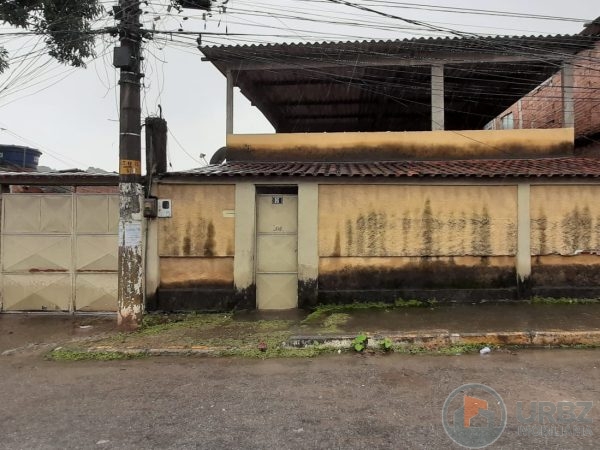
[302,299,432,324]
[380,337,393,352]
[531,297,600,305]
[48,348,148,361]
[352,333,368,352]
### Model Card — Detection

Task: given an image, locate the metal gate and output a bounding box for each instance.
[0,193,119,311]
[255,193,298,309]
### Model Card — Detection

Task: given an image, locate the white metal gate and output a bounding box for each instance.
[0,193,119,312]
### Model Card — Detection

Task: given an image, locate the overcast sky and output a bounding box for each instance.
[0,0,597,171]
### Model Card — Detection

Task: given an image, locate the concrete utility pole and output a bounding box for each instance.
[115,0,144,330]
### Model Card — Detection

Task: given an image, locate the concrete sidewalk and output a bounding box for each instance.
[2,302,600,357]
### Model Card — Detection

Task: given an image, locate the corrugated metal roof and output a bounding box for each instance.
[201,33,598,51]
[0,171,118,186]
[164,157,600,179]
[200,33,600,133]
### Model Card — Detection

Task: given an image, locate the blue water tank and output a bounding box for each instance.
[0,144,42,170]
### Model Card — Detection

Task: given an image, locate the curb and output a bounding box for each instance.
[287,330,600,349]
[67,330,600,357]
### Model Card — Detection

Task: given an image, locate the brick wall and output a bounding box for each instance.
[10,185,118,193]
[75,185,118,194]
[488,42,600,140]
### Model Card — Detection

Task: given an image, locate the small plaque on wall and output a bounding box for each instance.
[272,196,283,204]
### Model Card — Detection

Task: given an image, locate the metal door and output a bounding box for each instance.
[256,194,298,309]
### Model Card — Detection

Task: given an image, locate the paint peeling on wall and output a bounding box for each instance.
[319,185,517,257]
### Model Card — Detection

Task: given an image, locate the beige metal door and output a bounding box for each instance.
[256,194,298,309]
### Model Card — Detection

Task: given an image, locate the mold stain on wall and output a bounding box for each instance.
[319,185,517,258]
[157,184,235,294]
[158,185,235,257]
[531,186,600,256]
[204,221,216,257]
[318,256,516,290]
[471,207,492,256]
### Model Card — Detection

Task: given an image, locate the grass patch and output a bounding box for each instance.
[302,299,431,324]
[436,343,488,355]
[322,313,351,332]
[48,348,147,361]
[139,313,232,336]
[217,344,336,358]
[531,297,600,305]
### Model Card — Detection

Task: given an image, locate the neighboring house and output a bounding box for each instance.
[486,19,600,149]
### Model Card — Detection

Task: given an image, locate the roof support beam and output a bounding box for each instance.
[209,54,564,72]
[431,64,445,131]
[226,69,234,135]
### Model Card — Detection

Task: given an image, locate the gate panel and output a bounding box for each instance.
[3,196,42,233]
[40,196,72,233]
[75,273,118,311]
[3,235,71,272]
[74,194,118,311]
[2,273,71,311]
[76,195,111,233]
[1,193,118,312]
[75,235,118,271]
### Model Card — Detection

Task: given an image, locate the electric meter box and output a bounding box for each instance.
[157,199,172,218]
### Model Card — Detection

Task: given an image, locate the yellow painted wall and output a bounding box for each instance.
[158,184,235,257]
[319,185,517,257]
[160,257,234,288]
[531,185,600,255]
[158,184,235,289]
[227,128,573,161]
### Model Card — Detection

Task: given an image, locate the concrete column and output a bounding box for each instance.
[561,61,575,129]
[226,69,234,135]
[516,183,531,284]
[297,183,319,307]
[144,184,160,310]
[0,184,8,311]
[431,64,445,131]
[233,182,256,305]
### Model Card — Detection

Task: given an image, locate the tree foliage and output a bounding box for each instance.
[0,0,103,73]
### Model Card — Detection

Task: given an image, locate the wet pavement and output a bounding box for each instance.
[2,303,600,355]
[1,350,599,449]
[341,303,600,333]
[0,313,116,353]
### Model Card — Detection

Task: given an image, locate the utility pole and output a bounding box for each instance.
[115,0,144,330]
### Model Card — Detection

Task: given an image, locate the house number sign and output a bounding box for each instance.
[272,196,283,204]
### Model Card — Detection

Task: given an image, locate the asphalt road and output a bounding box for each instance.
[1,350,599,449]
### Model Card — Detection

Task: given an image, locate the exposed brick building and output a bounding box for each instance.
[487,19,600,148]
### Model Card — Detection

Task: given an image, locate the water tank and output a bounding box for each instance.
[0,144,42,170]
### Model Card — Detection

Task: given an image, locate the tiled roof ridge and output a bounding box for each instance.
[166,156,600,179]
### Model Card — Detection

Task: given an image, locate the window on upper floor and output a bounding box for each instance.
[500,112,514,130]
